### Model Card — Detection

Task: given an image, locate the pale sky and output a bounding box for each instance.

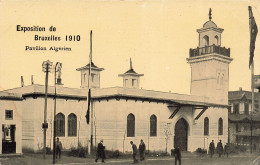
[0,0,259,94]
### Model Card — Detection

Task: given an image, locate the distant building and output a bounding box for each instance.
[2,10,233,153]
[0,92,23,155]
[228,88,260,150]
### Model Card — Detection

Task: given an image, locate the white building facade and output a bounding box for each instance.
[2,13,232,153]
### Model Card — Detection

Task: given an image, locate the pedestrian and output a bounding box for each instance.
[130,141,138,164]
[55,138,62,160]
[216,140,223,158]
[209,140,215,158]
[171,146,181,165]
[224,143,230,158]
[95,139,106,163]
[139,139,146,161]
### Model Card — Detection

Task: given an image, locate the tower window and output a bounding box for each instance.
[84,73,87,82]
[215,35,219,45]
[132,79,136,87]
[220,73,224,85]
[203,35,209,46]
[124,79,128,87]
[91,73,95,82]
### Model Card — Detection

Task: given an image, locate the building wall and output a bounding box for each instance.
[92,98,228,153]
[0,99,22,155]
[191,107,228,151]
[20,96,89,152]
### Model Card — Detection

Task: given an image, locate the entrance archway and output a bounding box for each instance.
[174,118,188,151]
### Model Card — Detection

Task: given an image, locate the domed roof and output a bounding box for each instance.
[203,20,217,28]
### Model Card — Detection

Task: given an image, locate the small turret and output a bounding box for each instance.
[118,58,143,89]
[76,62,104,88]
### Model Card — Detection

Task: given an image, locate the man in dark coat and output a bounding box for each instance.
[95,140,106,163]
[55,138,62,159]
[139,139,146,161]
[224,143,230,158]
[171,146,181,165]
[217,140,224,158]
[209,140,215,158]
[130,141,138,164]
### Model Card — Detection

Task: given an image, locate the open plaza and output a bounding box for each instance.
[0,152,258,165]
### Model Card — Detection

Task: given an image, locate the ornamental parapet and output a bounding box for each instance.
[189,44,230,58]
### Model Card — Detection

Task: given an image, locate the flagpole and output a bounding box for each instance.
[249,6,256,154]
[251,60,255,154]
[88,30,92,154]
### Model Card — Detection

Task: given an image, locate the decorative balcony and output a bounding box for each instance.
[189,45,230,58]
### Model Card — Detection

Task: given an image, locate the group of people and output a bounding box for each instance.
[95,139,146,164]
[130,139,146,164]
[209,140,230,158]
[55,138,231,164]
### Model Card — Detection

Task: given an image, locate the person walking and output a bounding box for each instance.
[216,140,224,158]
[95,140,106,163]
[55,138,62,160]
[224,143,230,158]
[171,146,181,165]
[130,141,138,164]
[209,140,215,158]
[139,139,146,161]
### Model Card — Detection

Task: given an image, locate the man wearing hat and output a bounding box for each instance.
[95,139,106,163]
[130,141,138,164]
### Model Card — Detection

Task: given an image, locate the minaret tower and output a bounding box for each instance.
[187,9,233,104]
[118,58,144,89]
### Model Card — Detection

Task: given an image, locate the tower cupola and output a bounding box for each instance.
[76,62,104,88]
[197,8,224,47]
[118,58,144,89]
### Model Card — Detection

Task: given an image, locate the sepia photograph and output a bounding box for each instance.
[0,0,260,164]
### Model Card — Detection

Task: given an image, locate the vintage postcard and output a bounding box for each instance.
[0,0,260,164]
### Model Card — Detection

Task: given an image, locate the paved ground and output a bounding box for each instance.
[0,153,259,165]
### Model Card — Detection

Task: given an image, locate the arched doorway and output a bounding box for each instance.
[174,118,188,151]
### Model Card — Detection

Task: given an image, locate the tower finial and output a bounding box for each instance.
[130,58,133,70]
[209,8,212,21]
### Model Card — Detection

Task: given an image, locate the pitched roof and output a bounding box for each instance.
[228,90,260,101]
[76,62,104,71]
[125,68,137,74]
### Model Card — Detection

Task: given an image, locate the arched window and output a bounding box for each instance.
[55,113,65,137]
[218,118,223,135]
[203,35,209,46]
[127,113,135,137]
[150,115,157,136]
[68,113,77,136]
[215,35,219,45]
[204,117,209,136]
